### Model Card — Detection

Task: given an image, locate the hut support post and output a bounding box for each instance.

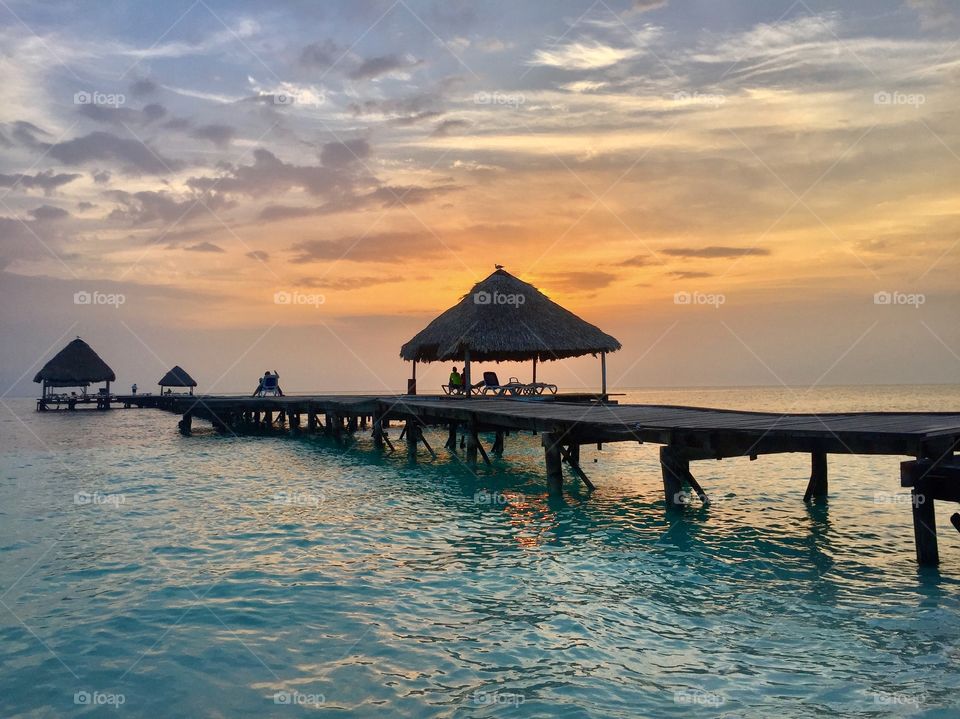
[532,357,537,383]
[464,348,471,398]
[803,451,828,502]
[600,352,607,399]
[543,432,564,496]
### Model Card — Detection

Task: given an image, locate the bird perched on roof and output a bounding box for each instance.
[495,264,504,270]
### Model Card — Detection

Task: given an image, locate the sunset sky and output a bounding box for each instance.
[1,0,959,395]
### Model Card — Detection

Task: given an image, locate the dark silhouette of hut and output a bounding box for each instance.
[400,267,621,396]
[33,337,116,407]
[157,366,197,395]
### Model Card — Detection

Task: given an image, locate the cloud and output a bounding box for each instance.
[617,254,654,267]
[142,103,167,122]
[365,184,459,207]
[77,103,167,126]
[246,250,269,261]
[662,246,771,258]
[299,40,342,68]
[432,119,469,137]
[92,170,111,184]
[320,138,370,167]
[187,148,371,197]
[543,270,618,292]
[107,189,233,225]
[46,131,179,174]
[670,270,713,279]
[290,231,440,263]
[0,213,72,269]
[184,241,225,253]
[257,183,457,221]
[29,205,70,221]
[530,35,657,70]
[129,78,158,97]
[190,123,236,147]
[907,0,956,30]
[258,204,323,222]
[632,0,667,11]
[300,275,404,290]
[348,53,423,80]
[0,170,80,194]
[428,1,477,29]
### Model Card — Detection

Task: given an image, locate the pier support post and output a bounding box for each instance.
[405,419,419,459]
[912,483,939,566]
[543,432,564,496]
[308,413,317,432]
[803,451,828,502]
[178,412,192,436]
[660,445,687,509]
[445,422,457,451]
[466,422,479,466]
[902,459,941,567]
[492,431,505,455]
[372,413,385,450]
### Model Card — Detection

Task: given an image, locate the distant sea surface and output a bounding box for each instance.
[1,385,959,717]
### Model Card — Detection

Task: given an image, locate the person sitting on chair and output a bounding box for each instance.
[449,366,463,394]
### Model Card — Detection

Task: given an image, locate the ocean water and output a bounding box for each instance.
[1,386,959,718]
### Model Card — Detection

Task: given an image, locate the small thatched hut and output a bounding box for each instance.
[400,268,621,395]
[157,366,197,395]
[33,337,116,398]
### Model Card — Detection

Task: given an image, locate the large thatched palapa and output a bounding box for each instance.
[158,366,197,395]
[400,268,621,395]
[33,337,116,397]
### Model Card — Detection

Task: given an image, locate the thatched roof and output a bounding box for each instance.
[33,337,116,386]
[158,365,197,387]
[400,268,621,362]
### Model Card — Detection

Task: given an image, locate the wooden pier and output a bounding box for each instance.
[109,392,960,567]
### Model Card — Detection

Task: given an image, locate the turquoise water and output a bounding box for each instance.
[1,386,959,718]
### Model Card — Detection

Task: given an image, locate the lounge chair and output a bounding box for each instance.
[479,372,558,396]
[254,374,282,397]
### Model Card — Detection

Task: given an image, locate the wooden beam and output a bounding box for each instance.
[560,444,595,490]
[419,429,437,459]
